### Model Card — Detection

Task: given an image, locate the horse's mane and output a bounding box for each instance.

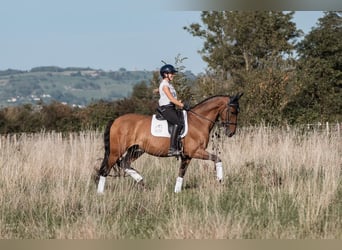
[192,95,230,109]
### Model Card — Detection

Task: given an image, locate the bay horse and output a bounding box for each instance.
[96,93,243,193]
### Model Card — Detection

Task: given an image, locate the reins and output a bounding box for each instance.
[188,110,217,125]
[188,102,238,127]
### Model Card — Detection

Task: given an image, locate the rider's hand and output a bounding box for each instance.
[183,101,191,111]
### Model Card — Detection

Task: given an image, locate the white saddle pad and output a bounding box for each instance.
[151,111,188,138]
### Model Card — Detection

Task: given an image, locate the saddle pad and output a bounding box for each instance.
[151,110,188,138]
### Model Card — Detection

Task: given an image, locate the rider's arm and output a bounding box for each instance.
[162,85,184,108]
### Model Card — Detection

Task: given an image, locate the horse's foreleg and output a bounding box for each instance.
[194,150,223,182]
[208,153,223,182]
[174,156,192,193]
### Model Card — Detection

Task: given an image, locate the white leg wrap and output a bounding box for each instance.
[97,176,106,194]
[174,177,183,193]
[216,162,223,181]
[125,168,143,182]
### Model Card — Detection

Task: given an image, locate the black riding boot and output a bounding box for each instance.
[168,124,181,156]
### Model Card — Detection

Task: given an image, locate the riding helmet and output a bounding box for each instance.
[160,64,178,77]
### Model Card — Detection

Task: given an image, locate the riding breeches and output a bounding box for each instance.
[158,105,184,128]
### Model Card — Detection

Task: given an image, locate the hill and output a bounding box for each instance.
[0,66,154,108]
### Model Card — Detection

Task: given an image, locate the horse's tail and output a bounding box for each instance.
[98,119,114,177]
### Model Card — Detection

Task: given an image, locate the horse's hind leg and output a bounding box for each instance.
[97,144,122,177]
[97,152,121,194]
[97,135,127,193]
[121,145,145,187]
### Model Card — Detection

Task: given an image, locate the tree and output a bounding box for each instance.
[130,81,158,115]
[171,55,194,103]
[284,11,342,123]
[185,11,303,124]
[77,100,117,129]
[41,102,80,131]
[185,11,301,77]
[0,104,43,133]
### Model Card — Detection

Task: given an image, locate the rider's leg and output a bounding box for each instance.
[160,107,183,156]
[168,124,182,156]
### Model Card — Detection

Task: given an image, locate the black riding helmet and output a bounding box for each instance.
[160,64,178,78]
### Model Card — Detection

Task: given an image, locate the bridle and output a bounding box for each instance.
[189,101,239,128]
[188,93,243,138]
[220,103,239,127]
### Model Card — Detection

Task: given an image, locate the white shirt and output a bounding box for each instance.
[158,79,177,106]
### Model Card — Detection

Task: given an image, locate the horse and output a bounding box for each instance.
[96,93,243,193]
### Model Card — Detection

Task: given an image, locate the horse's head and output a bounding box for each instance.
[220,93,243,137]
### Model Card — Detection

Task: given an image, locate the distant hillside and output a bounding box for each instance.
[0,66,154,108]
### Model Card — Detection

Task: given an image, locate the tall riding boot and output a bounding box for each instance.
[168,124,181,156]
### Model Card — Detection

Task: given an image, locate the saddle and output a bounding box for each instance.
[151,108,188,138]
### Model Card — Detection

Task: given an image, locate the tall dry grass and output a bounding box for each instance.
[0,126,341,239]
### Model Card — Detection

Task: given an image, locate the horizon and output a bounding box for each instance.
[0,2,325,74]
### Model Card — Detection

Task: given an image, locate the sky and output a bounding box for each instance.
[0,0,325,75]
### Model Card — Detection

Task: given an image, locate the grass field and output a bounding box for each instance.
[0,126,341,239]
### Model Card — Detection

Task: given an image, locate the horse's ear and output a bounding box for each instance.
[230,92,243,102]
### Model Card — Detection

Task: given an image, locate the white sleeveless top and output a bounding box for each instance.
[158,79,177,106]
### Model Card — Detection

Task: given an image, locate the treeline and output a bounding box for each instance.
[0,11,340,133]
[0,75,160,133]
[183,11,341,125]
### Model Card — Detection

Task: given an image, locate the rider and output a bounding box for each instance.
[158,64,190,156]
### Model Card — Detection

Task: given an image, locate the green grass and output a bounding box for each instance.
[0,127,341,239]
